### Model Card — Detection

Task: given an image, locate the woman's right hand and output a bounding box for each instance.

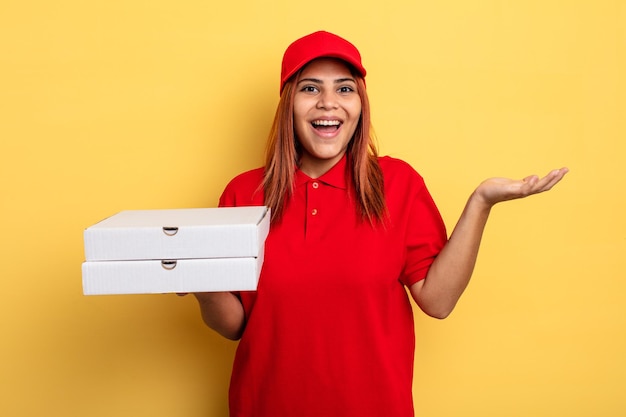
[182,291,246,340]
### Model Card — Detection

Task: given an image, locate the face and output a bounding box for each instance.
[293,58,362,178]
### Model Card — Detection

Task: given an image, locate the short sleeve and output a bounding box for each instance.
[216,168,265,304]
[379,156,447,286]
[399,181,448,286]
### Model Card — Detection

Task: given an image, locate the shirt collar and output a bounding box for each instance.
[295,154,349,190]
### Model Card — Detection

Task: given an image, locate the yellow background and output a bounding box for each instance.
[1,0,624,416]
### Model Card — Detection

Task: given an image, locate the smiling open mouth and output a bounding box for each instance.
[312,119,341,132]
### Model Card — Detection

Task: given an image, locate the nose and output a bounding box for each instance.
[316,89,338,110]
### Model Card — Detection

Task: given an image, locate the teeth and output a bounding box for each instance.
[312,120,341,126]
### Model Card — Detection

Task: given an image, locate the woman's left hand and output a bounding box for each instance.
[474,167,569,207]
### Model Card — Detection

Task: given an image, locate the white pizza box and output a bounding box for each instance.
[84,206,270,261]
[82,250,263,295]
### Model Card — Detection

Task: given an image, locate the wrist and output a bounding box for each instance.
[468,190,495,213]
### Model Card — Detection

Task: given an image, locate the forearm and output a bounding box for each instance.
[411,167,568,318]
[412,192,492,318]
[193,292,246,340]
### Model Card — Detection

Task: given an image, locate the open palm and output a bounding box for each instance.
[475,168,569,206]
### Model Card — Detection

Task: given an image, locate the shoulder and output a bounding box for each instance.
[219,167,265,207]
[225,167,265,189]
[377,156,444,233]
[377,156,425,188]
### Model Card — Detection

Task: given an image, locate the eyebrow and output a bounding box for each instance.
[297,77,357,85]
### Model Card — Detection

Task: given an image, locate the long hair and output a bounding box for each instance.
[262,70,386,225]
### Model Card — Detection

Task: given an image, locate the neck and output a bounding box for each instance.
[298,152,346,179]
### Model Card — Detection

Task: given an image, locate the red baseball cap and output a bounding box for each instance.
[280,31,367,94]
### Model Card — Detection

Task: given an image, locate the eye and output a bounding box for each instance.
[338,85,355,94]
[300,85,319,93]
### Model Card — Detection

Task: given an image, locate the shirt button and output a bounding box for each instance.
[311,209,318,216]
[312,182,319,189]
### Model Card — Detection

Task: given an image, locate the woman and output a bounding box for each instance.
[191,31,568,417]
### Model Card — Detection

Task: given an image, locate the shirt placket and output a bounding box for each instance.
[304,180,321,240]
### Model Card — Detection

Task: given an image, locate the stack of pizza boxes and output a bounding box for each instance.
[82,207,270,295]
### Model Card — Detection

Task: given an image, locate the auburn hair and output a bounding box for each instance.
[262,70,386,225]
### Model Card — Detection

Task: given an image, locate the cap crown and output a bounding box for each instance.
[280,31,366,94]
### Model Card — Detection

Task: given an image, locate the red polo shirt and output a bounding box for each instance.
[219,155,447,417]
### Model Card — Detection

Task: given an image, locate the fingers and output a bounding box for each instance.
[477,167,568,205]
[522,175,539,185]
[529,168,569,195]
[540,167,569,191]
